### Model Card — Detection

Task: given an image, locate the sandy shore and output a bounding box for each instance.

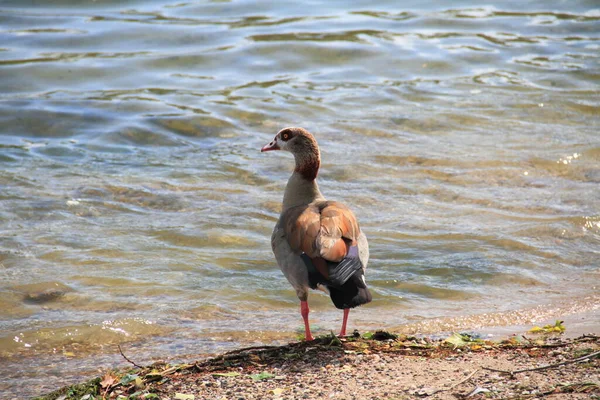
[36,330,599,400]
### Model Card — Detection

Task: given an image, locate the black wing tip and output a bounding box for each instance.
[327,250,362,287]
[328,272,372,309]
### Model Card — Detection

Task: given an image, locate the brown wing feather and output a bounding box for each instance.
[317,201,359,262]
[283,205,321,257]
[283,201,361,263]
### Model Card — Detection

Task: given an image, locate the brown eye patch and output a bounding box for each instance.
[280,129,293,141]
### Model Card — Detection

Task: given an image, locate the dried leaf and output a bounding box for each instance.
[134,376,144,389]
[269,388,285,395]
[100,372,118,389]
[466,386,491,397]
[174,394,195,400]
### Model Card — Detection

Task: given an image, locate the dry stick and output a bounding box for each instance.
[222,345,282,356]
[483,350,600,375]
[575,334,599,342]
[102,382,115,400]
[432,368,481,395]
[118,344,144,369]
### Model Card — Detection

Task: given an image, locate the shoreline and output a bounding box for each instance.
[3,300,597,399]
[389,296,600,340]
[35,328,599,400]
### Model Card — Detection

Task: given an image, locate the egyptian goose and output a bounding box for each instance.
[261,127,372,341]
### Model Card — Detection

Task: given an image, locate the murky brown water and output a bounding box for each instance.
[1,0,599,397]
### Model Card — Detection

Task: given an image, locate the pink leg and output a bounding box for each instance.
[339,308,350,337]
[300,300,314,341]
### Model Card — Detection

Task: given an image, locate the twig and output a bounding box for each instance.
[483,350,600,375]
[223,345,282,356]
[431,368,480,395]
[118,344,144,369]
[102,384,113,400]
[575,334,599,342]
[499,382,600,400]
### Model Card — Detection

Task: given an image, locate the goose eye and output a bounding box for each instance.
[280,130,292,141]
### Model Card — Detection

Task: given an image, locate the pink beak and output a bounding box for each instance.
[261,139,280,152]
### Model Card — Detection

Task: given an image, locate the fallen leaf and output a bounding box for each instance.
[100,372,117,389]
[174,394,195,400]
[466,386,491,397]
[134,376,144,389]
[120,374,138,385]
[362,332,374,340]
[212,372,240,378]
[145,371,164,382]
[529,320,565,334]
[269,388,285,395]
[444,332,484,348]
[250,371,275,381]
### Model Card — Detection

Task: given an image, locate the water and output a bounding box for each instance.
[1,0,599,397]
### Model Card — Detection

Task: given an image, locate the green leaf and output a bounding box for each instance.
[250,371,276,381]
[362,332,374,340]
[444,332,483,347]
[120,374,138,385]
[327,331,342,346]
[144,371,164,383]
[212,372,240,378]
[445,332,467,347]
[128,391,144,400]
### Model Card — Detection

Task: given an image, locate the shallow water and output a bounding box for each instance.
[1,0,599,397]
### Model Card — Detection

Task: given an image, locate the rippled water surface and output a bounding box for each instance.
[1,0,599,397]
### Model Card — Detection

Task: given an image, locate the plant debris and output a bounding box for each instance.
[34,332,599,400]
[529,319,566,335]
